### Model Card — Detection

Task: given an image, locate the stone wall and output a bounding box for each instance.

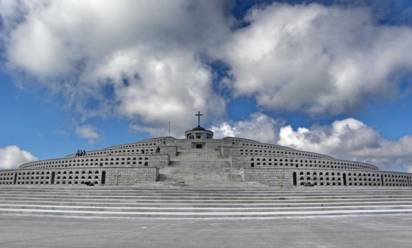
[243,168,412,187]
[235,156,377,171]
[243,168,294,187]
[0,167,158,186]
[20,154,169,170]
[105,167,158,185]
[159,146,177,157]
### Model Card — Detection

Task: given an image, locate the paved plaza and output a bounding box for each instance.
[0,215,411,248]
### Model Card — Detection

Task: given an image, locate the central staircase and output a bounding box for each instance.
[159,161,242,185]
[160,148,242,185]
[1,186,412,219]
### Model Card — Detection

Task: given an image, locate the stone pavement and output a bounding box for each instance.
[0,215,411,248]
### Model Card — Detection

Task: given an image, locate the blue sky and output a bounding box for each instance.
[1,0,412,172]
[0,71,145,158]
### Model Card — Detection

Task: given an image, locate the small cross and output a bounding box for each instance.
[195,111,203,127]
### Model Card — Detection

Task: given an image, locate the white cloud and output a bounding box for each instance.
[278,118,412,172]
[278,118,380,156]
[0,145,37,169]
[3,0,412,142]
[91,48,226,135]
[2,0,229,134]
[211,113,282,143]
[76,125,100,141]
[219,3,412,114]
[213,113,412,172]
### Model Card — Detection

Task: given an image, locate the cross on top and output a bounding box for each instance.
[195,111,203,127]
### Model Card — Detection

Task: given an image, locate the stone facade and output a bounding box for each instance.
[0,167,158,186]
[243,168,412,187]
[1,122,412,187]
[243,168,294,187]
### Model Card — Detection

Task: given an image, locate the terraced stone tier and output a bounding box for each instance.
[0,186,412,219]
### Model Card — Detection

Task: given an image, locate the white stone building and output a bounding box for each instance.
[1,113,411,187]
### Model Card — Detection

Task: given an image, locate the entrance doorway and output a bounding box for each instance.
[343,173,347,186]
[293,172,297,186]
[101,171,106,185]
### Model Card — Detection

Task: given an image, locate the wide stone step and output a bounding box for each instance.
[0,187,412,194]
[1,203,412,212]
[1,208,412,219]
[1,194,412,201]
[4,193,412,199]
[1,186,411,190]
[2,190,412,195]
[2,200,412,207]
[1,189,412,195]
[2,197,412,206]
[8,193,408,198]
[1,190,412,196]
[1,186,411,191]
[1,187,412,219]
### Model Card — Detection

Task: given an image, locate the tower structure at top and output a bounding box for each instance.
[184,111,213,142]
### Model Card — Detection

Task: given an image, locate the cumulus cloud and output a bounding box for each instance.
[219,3,412,114]
[75,125,100,141]
[3,0,412,139]
[91,48,226,135]
[278,118,380,156]
[0,145,37,169]
[278,118,412,172]
[1,0,229,134]
[214,113,412,172]
[211,113,282,143]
